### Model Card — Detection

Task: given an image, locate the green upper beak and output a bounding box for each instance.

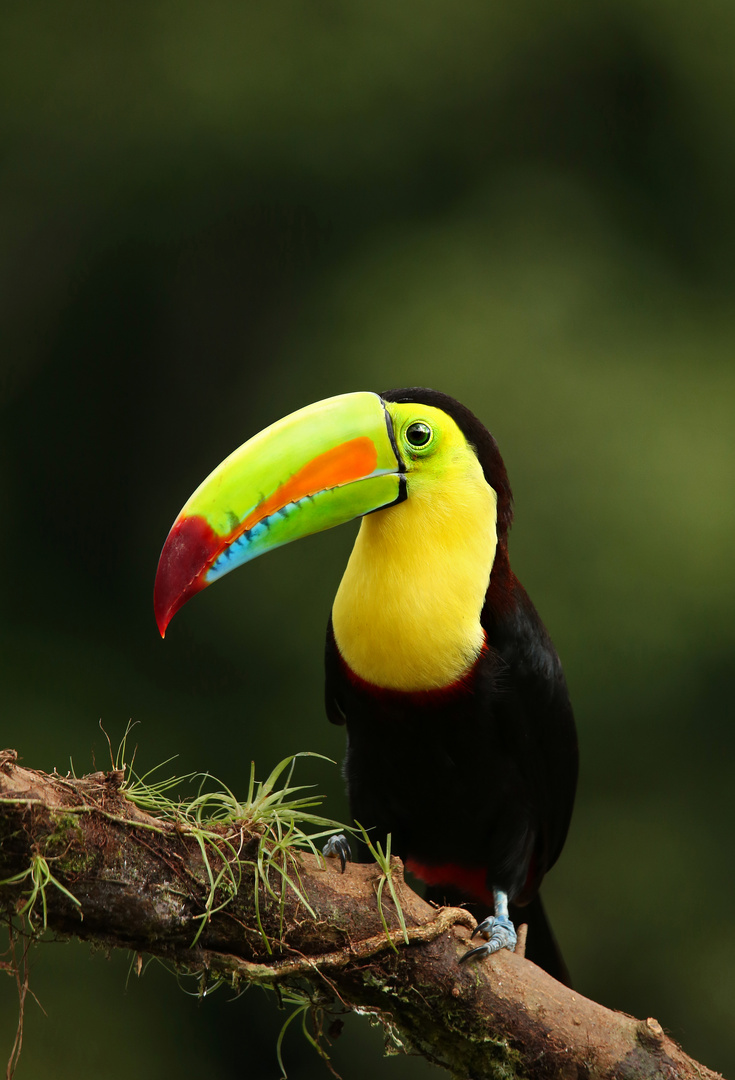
[154,391,405,636]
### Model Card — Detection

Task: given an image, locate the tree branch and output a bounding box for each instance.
[0,750,722,1080]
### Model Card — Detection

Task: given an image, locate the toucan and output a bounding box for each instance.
[154,388,578,982]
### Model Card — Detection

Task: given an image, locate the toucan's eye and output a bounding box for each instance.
[405,422,433,448]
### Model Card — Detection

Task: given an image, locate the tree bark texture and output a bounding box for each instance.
[0,750,722,1080]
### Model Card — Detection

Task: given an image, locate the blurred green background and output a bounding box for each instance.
[2,1,735,1076]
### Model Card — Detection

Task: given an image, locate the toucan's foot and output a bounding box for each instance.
[459,914,517,964]
[322,833,352,873]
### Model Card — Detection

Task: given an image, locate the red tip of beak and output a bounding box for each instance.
[154,515,222,637]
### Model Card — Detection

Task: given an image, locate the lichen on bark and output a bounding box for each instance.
[0,751,723,1080]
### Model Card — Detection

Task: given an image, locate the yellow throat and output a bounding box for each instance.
[332,408,498,692]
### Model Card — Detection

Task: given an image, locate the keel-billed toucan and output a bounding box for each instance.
[154,388,578,982]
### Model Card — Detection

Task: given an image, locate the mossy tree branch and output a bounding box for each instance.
[0,750,722,1080]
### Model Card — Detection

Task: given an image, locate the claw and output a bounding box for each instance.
[459,887,517,964]
[322,833,352,873]
[459,914,517,963]
[459,942,497,963]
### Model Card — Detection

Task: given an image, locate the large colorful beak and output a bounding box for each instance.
[154,391,404,636]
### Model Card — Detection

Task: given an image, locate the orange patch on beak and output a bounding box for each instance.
[238,436,378,533]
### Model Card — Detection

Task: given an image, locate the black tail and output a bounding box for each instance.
[424,885,571,987]
[510,893,571,987]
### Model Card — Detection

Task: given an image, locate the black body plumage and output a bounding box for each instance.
[325,388,578,983]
